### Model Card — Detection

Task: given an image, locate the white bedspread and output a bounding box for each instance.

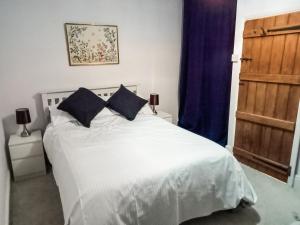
[43,114,257,225]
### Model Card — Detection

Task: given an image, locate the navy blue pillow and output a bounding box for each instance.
[57,88,106,127]
[107,85,147,121]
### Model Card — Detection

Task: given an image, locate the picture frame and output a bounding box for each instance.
[64,23,119,66]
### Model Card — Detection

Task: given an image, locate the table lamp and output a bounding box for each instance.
[16,108,31,137]
[150,94,159,114]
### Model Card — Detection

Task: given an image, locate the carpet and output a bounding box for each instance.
[10,165,300,225]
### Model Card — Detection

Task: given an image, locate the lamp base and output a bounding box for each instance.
[152,105,157,115]
[20,124,31,137]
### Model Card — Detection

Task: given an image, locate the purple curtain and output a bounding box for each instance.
[178,0,237,146]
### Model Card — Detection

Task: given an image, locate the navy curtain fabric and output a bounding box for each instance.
[178,0,237,146]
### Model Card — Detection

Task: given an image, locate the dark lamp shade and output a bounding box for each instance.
[16,108,31,124]
[150,94,159,106]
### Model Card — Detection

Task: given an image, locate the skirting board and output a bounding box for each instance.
[4,172,10,225]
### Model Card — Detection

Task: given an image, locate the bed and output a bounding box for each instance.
[42,85,257,225]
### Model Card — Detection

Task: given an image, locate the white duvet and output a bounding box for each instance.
[43,114,257,225]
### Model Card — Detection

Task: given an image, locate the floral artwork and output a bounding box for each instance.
[65,23,119,65]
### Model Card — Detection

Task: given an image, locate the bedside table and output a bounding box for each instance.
[9,130,46,181]
[156,111,173,123]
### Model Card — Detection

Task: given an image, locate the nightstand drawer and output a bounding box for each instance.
[12,156,45,178]
[10,142,43,160]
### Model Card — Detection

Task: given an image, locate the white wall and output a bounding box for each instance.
[151,4,182,121]
[0,1,182,221]
[0,0,182,137]
[0,111,10,225]
[227,0,300,175]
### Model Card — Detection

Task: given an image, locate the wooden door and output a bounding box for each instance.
[233,12,300,182]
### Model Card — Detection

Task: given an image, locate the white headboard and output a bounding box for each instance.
[41,85,138,121]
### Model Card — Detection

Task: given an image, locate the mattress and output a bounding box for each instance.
[43,113,257,225]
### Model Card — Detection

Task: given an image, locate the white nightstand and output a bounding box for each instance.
[9,130,46,181]
[156,111,173,123]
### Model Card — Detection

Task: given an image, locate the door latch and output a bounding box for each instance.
[240,57,253,62]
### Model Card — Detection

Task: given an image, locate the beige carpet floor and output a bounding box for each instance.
[10,165,300,225]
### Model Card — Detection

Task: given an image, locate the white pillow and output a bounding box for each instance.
[107,104,153,116]
[50,106,114,126]
[139,104,154,115]
[49,106,75,126]
[101,95,110,101]
[94,107,114,119]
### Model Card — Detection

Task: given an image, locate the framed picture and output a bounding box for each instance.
[64,23,119,66]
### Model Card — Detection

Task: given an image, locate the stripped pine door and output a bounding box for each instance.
[233,12,300,182]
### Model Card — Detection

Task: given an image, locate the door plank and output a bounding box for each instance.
[243,23,300,38]
[281,34,298,75]
[257,17,276,159]
[234,121,244,149]
[249,20,264,73]
[234,146,290,171]
[253,78,267,155]
[281,132,293,165]
[293,35,300,75]
[245,82,257,113]
[240,73,300,84]
[265,14,289,171]
[274,85,290,120]
[254,82,267,115]
[248,19,265,155]
[243,82,257,152]
[268,129,284,162]
[258,17,275,73]
[269,14,289,74]
[236,111,295,131]
[237,81,249,111]
[260,125,272,158]
[264,84,278,116]
[241,20,256,73]
[286,87,300,121]
[288,12,300,24]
